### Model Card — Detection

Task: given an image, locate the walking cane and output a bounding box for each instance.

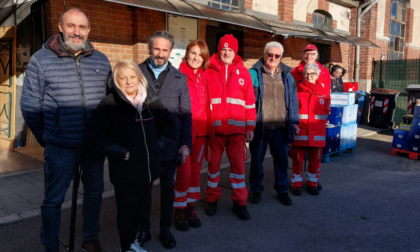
[58,166,82,252]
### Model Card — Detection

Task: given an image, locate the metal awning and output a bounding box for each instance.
[255,16,379,48]
[101,0,377,47]
[102,0,272,32]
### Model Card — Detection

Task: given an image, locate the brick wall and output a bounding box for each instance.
[383,0,391,37]
[244,0,253,10]
[405,45,420,59]
[242,29,274,68]
[406,8,414,43]
[279,0,294,23]
[317,0,330,12]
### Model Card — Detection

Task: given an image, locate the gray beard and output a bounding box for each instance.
[64,39,86,53]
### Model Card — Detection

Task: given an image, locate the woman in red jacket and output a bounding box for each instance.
[290,63,330,196]
[173,39,210,231]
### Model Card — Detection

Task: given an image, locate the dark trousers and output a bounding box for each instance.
[159,160,177,229]
[249,128,290,195]
[114,183,153,252]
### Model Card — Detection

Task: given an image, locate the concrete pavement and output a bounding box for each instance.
[1,125,420,251]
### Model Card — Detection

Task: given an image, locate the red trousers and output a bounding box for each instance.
[173,136,206,209]
[205,134,248,206]
[290,147,322,188]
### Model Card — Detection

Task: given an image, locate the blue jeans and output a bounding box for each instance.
[249,128,290,195]
[41,144,104,252]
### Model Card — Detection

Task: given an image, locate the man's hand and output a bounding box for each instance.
[293,124,300,135]
[178,145,190,163]
[246,131,254,143]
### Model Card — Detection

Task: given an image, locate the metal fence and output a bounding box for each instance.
[372,59,420,124]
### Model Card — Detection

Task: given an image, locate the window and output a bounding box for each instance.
[388,0,406,60]
[208,0,239,11]
[312,10,333,30]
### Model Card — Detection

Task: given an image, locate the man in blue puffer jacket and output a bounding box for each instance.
[248,42,300,206]
[21,8,111,252]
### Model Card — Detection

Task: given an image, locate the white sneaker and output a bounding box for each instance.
[130,239,148,252]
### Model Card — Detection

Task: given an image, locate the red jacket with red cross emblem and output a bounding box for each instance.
[179,61,209,144]
[290,61,331,93]
[205,53,256,136]
[292,79,331,148]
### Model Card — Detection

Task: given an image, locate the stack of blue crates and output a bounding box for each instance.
[325,107,342,154]
[330,92,358,150]
[392,129,409,150]
[408,105,420,152]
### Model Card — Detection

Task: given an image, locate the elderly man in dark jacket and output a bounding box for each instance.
[138,31,192,249]
[20,8,111,252]
[248,41,300,206]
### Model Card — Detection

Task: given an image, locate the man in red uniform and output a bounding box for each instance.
[204,34,256,220]
[291,44,331,92]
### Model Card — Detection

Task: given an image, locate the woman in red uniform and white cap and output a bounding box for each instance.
[290,63,330,196]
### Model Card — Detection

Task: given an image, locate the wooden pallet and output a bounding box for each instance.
[391,148,420,160]
[321,147,355,163]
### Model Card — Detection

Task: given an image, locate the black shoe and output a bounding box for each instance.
[232,203,250,220]
[185,204,201,228]
[205,201,218,216]
[317,182,323,190]
[277,193,292,206]
[292,187,302,196]
[306,186,320,196]
[173,208,189,231]
[249,191,261,204]
[136,230,151,247]
[159,228,176,249]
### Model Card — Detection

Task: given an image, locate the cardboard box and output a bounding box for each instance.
[331,92,355,106]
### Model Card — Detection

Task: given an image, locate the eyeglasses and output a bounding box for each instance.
[266,53,282,59]
[303,52,317,57]
[304,72,318,77]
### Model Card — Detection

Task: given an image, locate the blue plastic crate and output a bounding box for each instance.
[357,96,365,124]
[330,106,344,117]
[392,138,408,150]
[327,115,342,126]
[393,129,409,140]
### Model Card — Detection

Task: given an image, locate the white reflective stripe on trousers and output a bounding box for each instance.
[208,171,220,179]
[228,119,245,127]
[315,114,328,120]
[173,201,187,207]
[295,135,309,141]
[187,198,197,203]
[188,187,200,193]
[174,190,187,198]
[197,145,204,163]
[231,182,246,189]
[245,104,255,109]
[208,181,218,188]
[299,114,309,119]
[227,97,246,107]
[230,173,245,179]
[314,136,325,141]
[291,173,303,183]
[212,98,222,104]
[246,120,256,126]
[306,171,319,182]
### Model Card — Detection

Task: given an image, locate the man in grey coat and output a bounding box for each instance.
[21,8,111,252]
[138,31,192,249]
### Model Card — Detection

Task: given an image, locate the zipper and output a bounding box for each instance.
[140,118,151,182]
[76,59,87,125]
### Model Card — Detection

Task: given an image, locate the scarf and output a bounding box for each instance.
[124,84,147,113]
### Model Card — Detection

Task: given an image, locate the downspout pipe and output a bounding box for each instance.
[355,0,380,83]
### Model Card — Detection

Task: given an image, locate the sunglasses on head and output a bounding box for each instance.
[266,53,282,59]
